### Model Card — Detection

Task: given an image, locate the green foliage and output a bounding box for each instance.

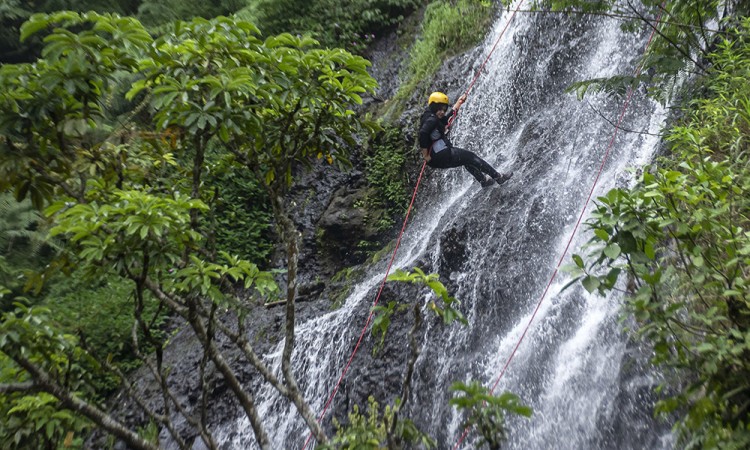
[359,268,475,447]
[449,381,532,449]
[0,11,153,208]
[251,0,421,53]
[0,11,378,445]
[0,193,62,311]
[210,167,273,265]
[362,125,411,232]
[371,300,409,354]
[126,16,377,192]
[566,74,643,101]
[135,0,239,28]
[534,0,617,14]
[0,0,144,63]
[0,388,89,450]
[389,0,494,114]
[0,254,27,311]
[49,190,205,275]
[19,0,139,15]
[387,267,468,326]
[319,396,436,449]
[43,273,167,383]
[0,194,47,258]
[0,0,32,63]
[0,306,96,449]
[573,20,750,448]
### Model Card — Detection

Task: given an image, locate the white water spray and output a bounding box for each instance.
[217,4,671,449]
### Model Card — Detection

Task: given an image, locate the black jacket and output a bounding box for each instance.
[418,107,455,152]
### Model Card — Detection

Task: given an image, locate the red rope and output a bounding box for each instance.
[303,2,526,448]
[452,9,665,450]
[302,160,428,449]
[447,0,526,129]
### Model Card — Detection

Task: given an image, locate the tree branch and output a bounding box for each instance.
[198,302,220,450]
[11,354,159,450]
[0,382,41,394]
[585,101,664,137]
[626,1,707,73]
[388,303,423,447]
[131,284,190,450]
[272,194,329,444]
[186,297,271,449]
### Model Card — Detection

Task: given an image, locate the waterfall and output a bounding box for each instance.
[217,5,672,449]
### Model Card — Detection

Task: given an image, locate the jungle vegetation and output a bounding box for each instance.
[0,1,524,449]
[0,0,748,449]
[546,0,750,448]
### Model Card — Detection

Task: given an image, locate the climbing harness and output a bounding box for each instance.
[452,6,666,450]
[302,3,526,449]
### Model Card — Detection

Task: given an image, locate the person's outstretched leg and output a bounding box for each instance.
[429,147,512,186]
[451,147,507,181]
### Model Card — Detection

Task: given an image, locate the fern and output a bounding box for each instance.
[564,74,645,100]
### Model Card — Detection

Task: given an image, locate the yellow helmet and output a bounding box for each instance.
[428,91,449,105]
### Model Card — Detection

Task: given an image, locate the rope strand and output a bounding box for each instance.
[304,1,527,448]
[302,160,428,449]
[452,7,665,449]
[447,0,526,129]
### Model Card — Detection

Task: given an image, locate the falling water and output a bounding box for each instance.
[217,4,672,449]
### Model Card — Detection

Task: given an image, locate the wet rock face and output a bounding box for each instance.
[317,183,378,266]
[438,224,470,298]
[283,161,355,281]
[327,281,425,426]
[439,225,469,276]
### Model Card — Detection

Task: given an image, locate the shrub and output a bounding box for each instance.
[209,167,274,266]
[570,18,750,448]
[390,0,495,111]
[43,273,169,391]
[363,125,412,232]
[251,0,421,52]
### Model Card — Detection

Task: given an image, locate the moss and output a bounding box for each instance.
[380,0,496,121]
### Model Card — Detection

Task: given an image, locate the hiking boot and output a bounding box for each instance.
[494,172,513,186]
[480,177,495,188]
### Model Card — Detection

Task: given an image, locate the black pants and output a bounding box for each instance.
[428,147,499,182]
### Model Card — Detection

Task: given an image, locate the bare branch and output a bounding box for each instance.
[272,194,329,445]
[387,303,423,447]
[585,101,664,137]
[0,382,41,394]
[186,298,271,449]
[198,303,220,450]
[10,354,159,450]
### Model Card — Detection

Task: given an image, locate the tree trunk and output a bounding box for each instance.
[186,300,272,449]
[273,193,329,445]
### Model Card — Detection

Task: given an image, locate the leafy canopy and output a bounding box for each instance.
[534,0,733,104]
[0,10,378,448]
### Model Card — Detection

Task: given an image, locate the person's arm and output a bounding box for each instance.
[446,94,468,121]
[453,93,467,111]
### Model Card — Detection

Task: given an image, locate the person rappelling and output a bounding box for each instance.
[419,91,512,187]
